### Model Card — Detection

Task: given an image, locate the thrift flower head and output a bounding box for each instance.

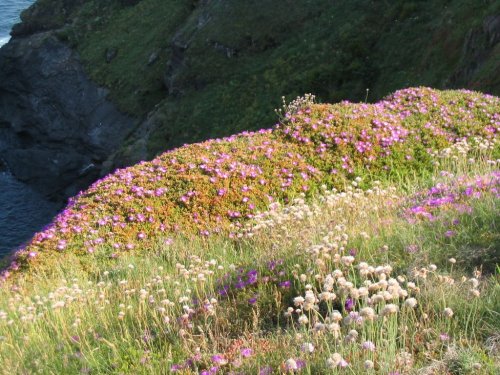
[364,360,374,369]
[362,341,376,351]
[301,342,314,353]
[404,298,418,308]
[443,307,454,318]
[298,314,309,325]
[327,353,347,368]
[211,355,228,365]
[382,304,399,316]
[285,358,298,371]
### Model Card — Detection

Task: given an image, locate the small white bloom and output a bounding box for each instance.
[285,358,298,371]
[364,360,374,369]
[404,298,418,308]
[382,304,399,316]
[326,353,343,368]
[298,314,309,325]
[301,342,315,353]
[293,296,305,306]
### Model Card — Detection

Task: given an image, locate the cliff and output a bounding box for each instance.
[0,32,134,198]
[0,0,499,199]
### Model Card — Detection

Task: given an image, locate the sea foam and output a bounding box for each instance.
[0,36,10,47]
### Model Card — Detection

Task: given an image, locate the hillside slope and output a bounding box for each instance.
[2,87,498,279]
[0,88,499,374]
[1,0,499,199]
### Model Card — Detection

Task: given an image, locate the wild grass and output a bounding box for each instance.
[0,148,498,374]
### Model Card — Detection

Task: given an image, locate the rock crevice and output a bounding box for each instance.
[0,32,135,199]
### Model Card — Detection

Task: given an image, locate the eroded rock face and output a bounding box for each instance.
[449,14,500,90]
[0,32,135,199]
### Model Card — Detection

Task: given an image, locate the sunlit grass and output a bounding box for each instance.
[0,149,498,374]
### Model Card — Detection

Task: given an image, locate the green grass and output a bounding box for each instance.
[0,151,498,374]
[0,89,498,373]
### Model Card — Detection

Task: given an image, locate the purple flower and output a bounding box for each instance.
[296,359,306,370]
[279,280,291,288]
[268,261,277,271]
[218,285,229,297]
[248,296,258,305]
[246,269,258,285]
[345,298,354,312]
[235,278,246,289]
[259,366,273,375]
[362,341,376,351]
[444,230,455,238]
[241,348,253,358]
[211,355,227,365]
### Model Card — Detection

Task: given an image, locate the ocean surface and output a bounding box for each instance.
[0,0,34,47]
[0,173,59,256]
[0,0,58,257]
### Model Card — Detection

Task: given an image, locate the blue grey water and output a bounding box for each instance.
[0,0,59,257]
[0,0,34,46]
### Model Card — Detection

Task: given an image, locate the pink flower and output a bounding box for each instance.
[241,348,253,358]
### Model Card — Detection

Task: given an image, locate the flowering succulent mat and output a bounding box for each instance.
[0,87,498,373]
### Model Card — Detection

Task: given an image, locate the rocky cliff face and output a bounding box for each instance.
[0,32,135,199]
[449,15,500,90]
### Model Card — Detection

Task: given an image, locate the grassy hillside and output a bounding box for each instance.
[15,0,500,159]
[1,87,498,277]
[0,89,499,372]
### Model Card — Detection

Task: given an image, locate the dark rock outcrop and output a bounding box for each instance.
[449,14,500,90]
[0,32,136,199]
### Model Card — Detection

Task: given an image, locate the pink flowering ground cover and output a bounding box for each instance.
[2,87,498,279]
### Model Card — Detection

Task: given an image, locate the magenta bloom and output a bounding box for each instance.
[439,333,450,341]
[211,355,227,365]
[241,348,253,358]
[444,230,456,238]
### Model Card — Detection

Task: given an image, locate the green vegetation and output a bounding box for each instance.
[3,1,499,371]
[0,87,498,373]
[0,136,498,373]
[16,0,500,158]
[1,87,497,277]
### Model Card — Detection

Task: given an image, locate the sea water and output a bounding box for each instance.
[0,0,35,47]
[0,0,58,257]
[0,173,59,256]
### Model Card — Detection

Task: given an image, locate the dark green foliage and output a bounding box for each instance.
[15,0,500,159]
